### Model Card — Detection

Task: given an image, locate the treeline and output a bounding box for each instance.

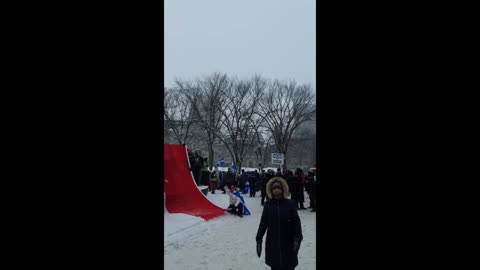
[164,73,316,171]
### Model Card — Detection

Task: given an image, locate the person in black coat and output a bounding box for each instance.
[218,171,225,191]
[306,170,316,212]
[295,168,306,209]
[248,173,257,197]
[223,168,236,194]
[256,177,303,270]
[190,152,202,185]
[275,167,283,177]
[254,169,260,182]
[260,170,273,205]
[310,173,316,212]
[239,169,248,192]
[286,171,306,210]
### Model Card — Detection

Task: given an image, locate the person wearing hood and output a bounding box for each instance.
[256,177,303,270]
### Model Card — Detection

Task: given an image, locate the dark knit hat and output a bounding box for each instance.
[271,181,283,190]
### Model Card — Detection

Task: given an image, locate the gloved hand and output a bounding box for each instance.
[293,240,301,255]
[256,241,262,257]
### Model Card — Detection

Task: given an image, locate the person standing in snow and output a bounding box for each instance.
[209,168,219,194]
[254,169,260,178]
[286,170,306,210]
[295,168,307,209]
[256,177,303,270]
[200,157,210,187]
[248,172,257,197]
[235,171,241,187]
[256,170,263,196]
[306,169,316,211]
[275,167,283,177]
[239,169,248,192]
[191,152,202,185]
[219,171,225,192]
[310,173,316,212]
[223,168,236,194]
[224,185,244,218]
[260,170,273,205]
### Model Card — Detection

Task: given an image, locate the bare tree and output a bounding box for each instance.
[286,120,316,170]
[258,80,316,168]
[175,73,231,169]
[256,129,275,169]
[215,75,267,171]
[163,87,196,144]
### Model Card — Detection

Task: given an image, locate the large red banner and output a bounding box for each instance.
[164,144,225,220]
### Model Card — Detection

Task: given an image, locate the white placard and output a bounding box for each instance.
[271,153,284,165]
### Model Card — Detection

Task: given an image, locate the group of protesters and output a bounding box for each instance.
[187,149,213,188]
[257,167,316,212]
[185,148,316,270]
[188,149,316,212]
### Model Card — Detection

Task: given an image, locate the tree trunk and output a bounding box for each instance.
[282,149,288,169]
[237,160,242,172]
[235,154,242,172]
[208,146,214,170]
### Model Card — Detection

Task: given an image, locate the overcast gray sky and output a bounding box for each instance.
[165,0,315,89]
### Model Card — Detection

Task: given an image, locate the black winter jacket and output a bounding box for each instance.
[224,172,236,187]
[287,175,302,201]
[256,177,303,269]
[260,175,268,193]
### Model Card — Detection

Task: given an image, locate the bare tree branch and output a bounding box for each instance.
[214,75,267,171]
[258,80,316,168]
[174,73,232,169]
[163,87,195,144]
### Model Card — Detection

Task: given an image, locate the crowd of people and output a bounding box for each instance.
[186,149,317,270]
[188,149,317,212]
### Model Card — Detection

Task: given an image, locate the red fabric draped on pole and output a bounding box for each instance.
[164,144,226,220]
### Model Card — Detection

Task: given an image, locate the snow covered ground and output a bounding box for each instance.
[165,191,316,270]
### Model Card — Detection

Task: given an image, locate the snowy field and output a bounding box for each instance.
[165,190,316,270]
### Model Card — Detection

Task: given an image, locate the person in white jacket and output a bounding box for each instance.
[224,185,244,217]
